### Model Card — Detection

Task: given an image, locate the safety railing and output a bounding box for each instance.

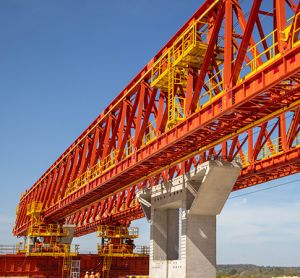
[142,127,156,147]
[246,29,279,74]
[292,12,300,47]
[233,152,250,167]
[27,224,67,237]
[240,11,300,80]
[98,243,136,256]
[102,149,119,171]
[97,225,139,238]
[151,51,170,88]
[65,149,122,196]
[127,227,139,237]
[21,243,79,257]
[97,243,148,257]
[65,162,100,196]
[235,133,300,167]
[124,137,134,158]
[0,244,18,254]
[16,242,26,254]
[198,69,224,108]
[172,22,198,66]
[151,19,211,88]
[134,245,150,256]
[66,149,120,196]
[206,69,224,96]
[174,96,186,121]
[142,125,156,146]
[257,137,281,160]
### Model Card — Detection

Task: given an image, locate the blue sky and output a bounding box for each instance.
[0,0,299,266]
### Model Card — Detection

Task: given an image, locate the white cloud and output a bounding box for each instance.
[217,198,300,266]
[218,200,300,242]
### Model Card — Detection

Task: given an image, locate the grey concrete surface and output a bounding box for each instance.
[138,160,241,278]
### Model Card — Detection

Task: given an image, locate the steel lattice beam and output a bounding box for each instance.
[14,0,300,236]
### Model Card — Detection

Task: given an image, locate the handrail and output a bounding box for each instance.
[236,133,300,167]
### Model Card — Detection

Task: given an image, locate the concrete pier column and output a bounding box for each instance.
[138,160,241,278]
[151,209,179,277]
[183,214,216,277]
[152,209,179,260]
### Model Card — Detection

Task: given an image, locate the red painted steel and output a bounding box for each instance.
[0,254,149,277]
[0,254,64,277]
[14,0,300,236]
[73,109,300,236]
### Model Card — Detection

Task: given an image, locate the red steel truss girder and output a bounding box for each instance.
[17,105,300,237]
[37,48,300,225]
[14,0,300,236]
[72,108,300,236]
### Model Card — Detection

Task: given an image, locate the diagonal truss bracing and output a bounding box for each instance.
[14,0,300,236]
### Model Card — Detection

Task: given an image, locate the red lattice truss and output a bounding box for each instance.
[14,0,300,237]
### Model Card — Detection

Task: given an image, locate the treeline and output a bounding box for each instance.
[217,264,300,278]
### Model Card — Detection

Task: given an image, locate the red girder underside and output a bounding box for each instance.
[74,146,300,237]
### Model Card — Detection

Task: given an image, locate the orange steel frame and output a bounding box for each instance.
[14,0,300,237]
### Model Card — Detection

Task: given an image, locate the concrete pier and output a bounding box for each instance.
[137,160,241,278]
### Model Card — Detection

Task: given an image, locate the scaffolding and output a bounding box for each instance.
[150,19,223,129]
[17,201,79,278]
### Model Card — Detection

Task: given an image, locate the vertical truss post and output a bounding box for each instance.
[275,0,287,52]
[224,0,233,89]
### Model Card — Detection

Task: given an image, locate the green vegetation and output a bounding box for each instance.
[217,264,300,278]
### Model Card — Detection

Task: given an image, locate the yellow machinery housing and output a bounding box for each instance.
[17,201,79,277]
[97,225,149,278]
